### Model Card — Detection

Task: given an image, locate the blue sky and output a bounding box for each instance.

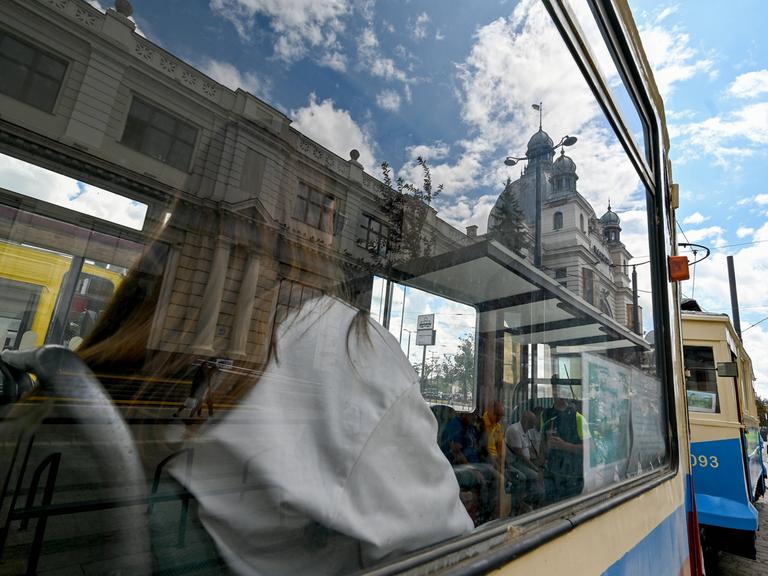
[628,1,768,394]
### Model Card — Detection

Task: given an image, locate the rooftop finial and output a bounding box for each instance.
[608,199,612,211]
[115,0,134,18]
[532,102,542,131]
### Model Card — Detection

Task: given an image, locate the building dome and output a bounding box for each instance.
[526,129,553,155]
[600,204,620,226]
[552,150,577,175]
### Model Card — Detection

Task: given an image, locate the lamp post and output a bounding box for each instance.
[504,115,576,403]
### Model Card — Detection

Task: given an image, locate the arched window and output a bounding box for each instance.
[580,214,585,232]
[553,211,563,230]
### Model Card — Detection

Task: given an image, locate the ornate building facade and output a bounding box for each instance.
[488,128,639,332]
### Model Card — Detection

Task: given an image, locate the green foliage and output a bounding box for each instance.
[379,156,442,263]
[757,396,768,427]
[489,177,529,256]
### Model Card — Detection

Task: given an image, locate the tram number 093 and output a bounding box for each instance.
[690,454,719,468]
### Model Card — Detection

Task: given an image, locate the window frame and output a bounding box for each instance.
[120,95,199,172]
[359,213,390,256]
[294,182,337,234]
[0,28,68,113]
[683,345,720,413]
[553,211,564,230]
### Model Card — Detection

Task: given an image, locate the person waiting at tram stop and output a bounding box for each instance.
[74,217,473,574]
[441,409,502,525]
[505,410,545,512]
[542,375,586,504]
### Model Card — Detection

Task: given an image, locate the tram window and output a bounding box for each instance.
[684,345,720,413]
[0,0,671,573]
[0,278,41,350]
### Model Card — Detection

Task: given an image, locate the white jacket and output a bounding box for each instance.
[172,297,473,575]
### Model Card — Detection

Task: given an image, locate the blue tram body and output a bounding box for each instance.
[690,438,758,533]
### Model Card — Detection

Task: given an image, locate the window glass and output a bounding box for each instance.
[0,0,667,573]
[121,97,198,170]
[684,345,720,413]
[564,0,649,163]
[0,30,66,113]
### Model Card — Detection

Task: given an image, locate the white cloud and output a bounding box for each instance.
[737,227,755,238]
[755,194,768,205]
[290,93,377,172]
[636,18,714,101]
[728,70,768,99]
[210,0,350,64]
[318,51,347,73]
[683,225,727,246]
[406,142,450,162]
[0,153,146,230]
[670,103,768,166]
[375,89,401,112]
[412,12,430,41]
[199,58,271,101]
[654,4,680,23]
[683,212,707,225]
[357,26,411,84]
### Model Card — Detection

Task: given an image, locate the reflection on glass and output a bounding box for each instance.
[0,0,668,574]
[565,0,650,161]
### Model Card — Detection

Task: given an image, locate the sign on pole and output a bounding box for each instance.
[416,329,436,346]
[417,314,435,330]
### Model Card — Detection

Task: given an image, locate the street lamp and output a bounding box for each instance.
[505,134,577,268]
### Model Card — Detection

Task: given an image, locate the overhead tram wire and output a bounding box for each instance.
[743,315,768,334]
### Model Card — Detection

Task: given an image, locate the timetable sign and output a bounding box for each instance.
[416,329,436,346]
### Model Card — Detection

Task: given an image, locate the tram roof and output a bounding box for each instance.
[391,239,650,353]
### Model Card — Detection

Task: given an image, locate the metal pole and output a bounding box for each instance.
[727,255,742,338]
[534,154,542,268]
[382,278,393,329]
[530,150,543,402]
[421,345,427,382]
[632,265,640,335]
[398,286,407,343]
[407,331,412,361]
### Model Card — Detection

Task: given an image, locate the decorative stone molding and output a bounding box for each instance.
[159,56,177,75]
[134,41,153,61]
[74,6,97,27]
[39,0,103,29]
[202,81,217,98]
[297,136,350,179]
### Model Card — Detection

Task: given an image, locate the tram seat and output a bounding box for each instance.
[0,346,151,574]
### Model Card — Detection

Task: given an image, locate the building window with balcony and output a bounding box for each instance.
[121,97,198,171]
[0,31,66,113]
[359,214,389,256]
[553,211,563,230]
[294,183,336,234]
